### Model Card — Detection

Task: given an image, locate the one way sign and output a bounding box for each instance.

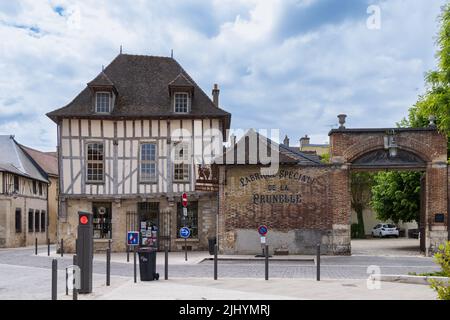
[127,231,139,246]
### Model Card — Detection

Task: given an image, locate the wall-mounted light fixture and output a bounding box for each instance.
[384,129,398,158]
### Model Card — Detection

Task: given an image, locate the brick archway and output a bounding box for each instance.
[329,127,448,255]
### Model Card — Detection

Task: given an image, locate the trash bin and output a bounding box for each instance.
[208,237,216,255]
[138,247,159,281]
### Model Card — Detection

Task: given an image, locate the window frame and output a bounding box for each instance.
[139,142,158,184]
[40,211,46,233]
[86,142,105,184]
[13,175,19,193]
[32,181,37,195]
[15,208,22,233]
[38,182,43,196]
[34,210,40,233]
[92,202,112,239]
[173,92,190,113]
[173,142,190,182]
[28,209,33,233]
[95,91,111,113]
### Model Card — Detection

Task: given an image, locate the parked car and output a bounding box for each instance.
[371,224,399,238]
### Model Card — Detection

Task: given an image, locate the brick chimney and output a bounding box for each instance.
[283,135,289,146]
[299,135,310,148]
[212,84,220,107]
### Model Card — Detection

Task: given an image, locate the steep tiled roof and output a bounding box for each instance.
[20,145,58,177]
[0,135,48,183]
[217,129,323,166]
[47,54,231,130]
[87,71,115,88]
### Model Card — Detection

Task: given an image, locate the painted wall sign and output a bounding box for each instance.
[239,170,315,187]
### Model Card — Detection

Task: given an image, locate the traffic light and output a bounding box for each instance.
[76,211,93,294]
[182,193,188,208]
[79,214,89,225]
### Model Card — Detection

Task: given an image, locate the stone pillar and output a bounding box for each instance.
[330,164,351,255]
[425,162,448,255]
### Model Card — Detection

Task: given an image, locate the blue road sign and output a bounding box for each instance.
[258,225,268,236]
[127,231,139,245]
[179,227,191,239]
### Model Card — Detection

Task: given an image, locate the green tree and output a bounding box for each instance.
[350,172,374,238]
[370,171,423,224]
[402,4,450,159]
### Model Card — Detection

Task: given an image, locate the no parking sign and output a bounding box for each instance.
[258,225,268,236]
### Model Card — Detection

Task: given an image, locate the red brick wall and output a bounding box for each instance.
[221,165,333,232]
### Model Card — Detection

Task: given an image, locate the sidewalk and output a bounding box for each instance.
[60,276,437,300]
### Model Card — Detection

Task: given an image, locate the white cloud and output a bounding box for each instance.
[0,0,446,150]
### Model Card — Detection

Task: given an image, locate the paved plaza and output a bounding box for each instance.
[0,240,442,300]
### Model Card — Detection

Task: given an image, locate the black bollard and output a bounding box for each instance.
[265,244,269,281]
[47,238,50,256]
[51,259,57,300]
[316,244,321,281]
[35,237,37,255]
[65,268,68,296]
[133,248,137,283]
[73,255,78,300]
[214,244,218,280]
[164,245,168,280]
[106,248,111,286]
[61,238,64,257]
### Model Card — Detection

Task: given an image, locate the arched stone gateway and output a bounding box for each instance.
[329,126,448,255]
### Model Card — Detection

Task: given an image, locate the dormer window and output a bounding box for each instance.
[174,93,189,113]
[96,92,111,113]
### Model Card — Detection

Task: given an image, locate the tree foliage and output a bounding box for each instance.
[370,171,422,224]
[402,4,450,159]
[350,172,374,238]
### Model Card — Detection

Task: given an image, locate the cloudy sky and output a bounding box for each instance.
[0,0,447,151]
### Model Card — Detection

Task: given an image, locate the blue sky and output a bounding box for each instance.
[0,0,447,151]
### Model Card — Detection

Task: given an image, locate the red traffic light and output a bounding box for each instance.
[80,215,89,225]
[182,193,188,207]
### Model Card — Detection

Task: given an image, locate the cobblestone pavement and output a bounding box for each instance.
[0,245,441,299]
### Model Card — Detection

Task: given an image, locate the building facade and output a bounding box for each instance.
[20,146,59,242]
[218,125,448,256]
[0,136,50,247]
[47,54,230,252]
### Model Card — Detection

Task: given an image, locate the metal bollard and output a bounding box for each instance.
[265,244,269,280]
[73,255,78,300]
[133,248,137,283]
[65,268,68,295]
[106,248,111,286]
[126,245,130,263]
[51,259,57,300]
[47,238,50,256]
[61,238,64,257]
[214,244,218,280]
[35,237,38,255]
[316,243,321,281]
[164,245,168,280]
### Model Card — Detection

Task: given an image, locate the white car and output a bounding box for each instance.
[371,224,399,238]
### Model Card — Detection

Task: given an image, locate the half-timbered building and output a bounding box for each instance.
[47,54,230,252]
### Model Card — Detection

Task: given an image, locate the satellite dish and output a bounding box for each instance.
[98,207,106,215]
